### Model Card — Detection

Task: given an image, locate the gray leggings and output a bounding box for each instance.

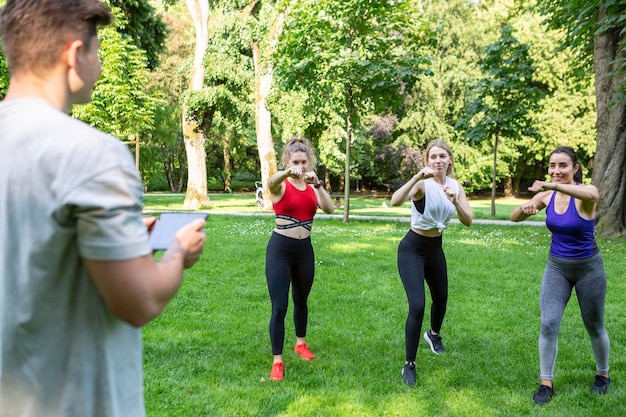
[539,253,610,380]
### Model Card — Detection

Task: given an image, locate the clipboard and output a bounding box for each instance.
[148,212,208,251]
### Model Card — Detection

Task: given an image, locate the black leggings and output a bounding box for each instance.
[266,232,315,355]
[398,230,448,362]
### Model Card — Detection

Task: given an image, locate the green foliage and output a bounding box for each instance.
[141,2,260,193]
[72,26,162,141]
[141,105,187,192]
[273,0,431,197]
[393,0,518,193]
[0,0,606,196]
[105,0,169,69]
[396,0,493,148]
[533,0,598,74]
[180,7,254,133]
[449,141,495,192]
[509,8,596,184]
[0,39,7,99]
[142,7,192,192]
[275,0,428,120]
[534,0,626,97]
[199,7,257,188]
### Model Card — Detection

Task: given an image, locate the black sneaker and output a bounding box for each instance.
[401,362,416,386]
[423,330,445,354]
[533,384,554,405]
[591,375,610,395]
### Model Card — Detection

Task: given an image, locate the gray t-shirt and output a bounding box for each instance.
[0,99,153,417]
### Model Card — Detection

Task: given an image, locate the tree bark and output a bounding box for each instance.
[183,0,211,209]
[503,176,513,197]
[222,135,232,192]
[183,108,210,209]
[592,9,626,236]
[324,170,332,192]
[343,92,354,223]
[512,171,523,198]
[252,42,278,210]
[491,129,499,217]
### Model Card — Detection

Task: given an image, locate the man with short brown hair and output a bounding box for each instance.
[0,1,206,416]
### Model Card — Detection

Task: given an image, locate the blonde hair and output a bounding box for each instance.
[425,139,455,177]
[281,137,317,169]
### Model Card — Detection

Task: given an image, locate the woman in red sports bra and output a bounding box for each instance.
[265,137,334,381]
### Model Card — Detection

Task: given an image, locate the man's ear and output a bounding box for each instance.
[64,39,84,70]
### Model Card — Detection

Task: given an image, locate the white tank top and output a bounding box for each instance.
[410,177,459,233]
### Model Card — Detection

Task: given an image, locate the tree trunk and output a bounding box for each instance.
[503,176,513,197]
[324,170,332,193]
[491,130,499,217]
[252,41,278,210]
[512,171,523,198]
[183,108,210,209]
[164,153,174,192]
[343,94,354,223]
[246,5,284,211]
[592,10,626,237]
[183,0,211,209]
[222,136,232,192]
[177,158,186,193]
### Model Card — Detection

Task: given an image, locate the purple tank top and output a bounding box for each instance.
[546,191,598,259]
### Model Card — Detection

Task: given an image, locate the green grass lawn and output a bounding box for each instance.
[143,215,626,417]
[142,192,544,222]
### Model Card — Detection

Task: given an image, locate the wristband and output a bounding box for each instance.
[314,180,323,189]
[554,183,558,191]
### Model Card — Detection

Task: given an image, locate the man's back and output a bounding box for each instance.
[0,99,151,417]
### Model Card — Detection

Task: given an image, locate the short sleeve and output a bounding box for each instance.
[73,169,152,261]
[58,138,152,261]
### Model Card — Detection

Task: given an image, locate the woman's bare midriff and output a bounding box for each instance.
[274,225,311,240]
[410,227,442,238]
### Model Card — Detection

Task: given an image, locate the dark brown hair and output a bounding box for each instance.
[0,0,113,75]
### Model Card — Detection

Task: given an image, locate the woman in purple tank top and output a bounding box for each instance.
[510,146,610,405]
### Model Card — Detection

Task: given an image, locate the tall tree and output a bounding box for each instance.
[459,24,544,216]
[274,0,428,222]
[534,0,626,236]
[242,0,283,210]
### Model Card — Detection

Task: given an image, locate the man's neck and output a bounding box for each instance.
[4,71,71,113]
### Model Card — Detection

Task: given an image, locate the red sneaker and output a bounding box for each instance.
[294,343,316,361]
[270,362,284,381]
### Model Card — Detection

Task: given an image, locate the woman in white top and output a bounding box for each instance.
[391,139,473,386]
